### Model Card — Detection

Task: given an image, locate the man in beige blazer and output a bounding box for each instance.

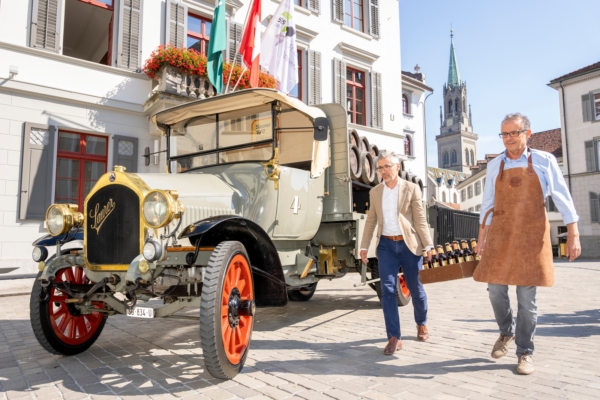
[360,151,434,355]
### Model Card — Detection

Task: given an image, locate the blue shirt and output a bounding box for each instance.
[480,148,579,225]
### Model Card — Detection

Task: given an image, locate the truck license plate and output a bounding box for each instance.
[126,307,154,318]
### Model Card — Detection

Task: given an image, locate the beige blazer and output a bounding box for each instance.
[360,179,433,256]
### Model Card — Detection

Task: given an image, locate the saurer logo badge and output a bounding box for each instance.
[90,199,116,234]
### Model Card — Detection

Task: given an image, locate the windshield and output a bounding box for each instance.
[169,104,275,172]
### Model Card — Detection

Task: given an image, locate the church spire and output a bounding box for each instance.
[447,29,460,87]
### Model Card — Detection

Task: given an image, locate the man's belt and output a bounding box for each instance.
[382,235,404,241]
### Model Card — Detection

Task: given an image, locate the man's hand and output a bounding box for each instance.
[427,250,433,262]
[360,249,368,265]
[566,222,581,262]
[474,225,488,257]
[473,241,484,256]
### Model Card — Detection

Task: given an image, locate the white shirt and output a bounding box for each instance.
[381,182,403,236]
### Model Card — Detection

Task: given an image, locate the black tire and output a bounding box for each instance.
[30,265,107,356]
[200,241,254,380]
[287,282,318,301]
[359,152,376,185]
[349,145,362,181]
[368,258,411,307]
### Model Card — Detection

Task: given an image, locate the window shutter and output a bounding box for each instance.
[582,94,592,122]
[590,192,600,223]
[165,0,187,48]
[117,0,143,70]
[585,140,596,172]
[19,123,56,220]
[333,58,347,108]
[113,135,138,173]
[308,49,321,105]
[369,0,380,38]
[30,0,62,53]
[332,0,344,23]
[308,0,320,13]
[370,71,382,129]
[227,20,243,65]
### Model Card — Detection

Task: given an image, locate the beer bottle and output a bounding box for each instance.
[470,238,481,261]
[436,245,448,266]
[461,240,474,262]
[422,250,432,269]
[353,202,357,212]
[430,248,440,268]
[444,243,456,264]
[365,201,369,214]
[452,241,465,263]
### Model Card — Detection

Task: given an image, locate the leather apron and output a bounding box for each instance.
[473,152,554,287]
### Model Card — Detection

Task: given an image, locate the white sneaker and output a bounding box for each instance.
[517,353,535,375]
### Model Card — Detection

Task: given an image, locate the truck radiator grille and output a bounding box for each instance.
[86,185,140,266]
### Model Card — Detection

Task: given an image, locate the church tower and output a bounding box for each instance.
[436,30,478,173]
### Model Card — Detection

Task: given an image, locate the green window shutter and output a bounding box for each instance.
[333,58,347,108]
[227,20,243,65]
[113,136,138,173]
[332,0,344,23]
[117,0,143,70]
[308,0,320,13]
[585,140,596,172]
[369,0,380,38]
[30,0,62,53]
[165,0,187,48]
[19,123,56,220]
[307,49,321,105]
[582,94,592,122]
[590,192,600,223]
[370,71,382,129]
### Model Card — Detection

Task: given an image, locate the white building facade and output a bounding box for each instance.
[549,62,600,258]
[0,0,412,276]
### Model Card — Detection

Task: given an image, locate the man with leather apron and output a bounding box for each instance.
[473,113,581,375]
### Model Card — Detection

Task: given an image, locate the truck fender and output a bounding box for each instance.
[179,216,287,307]
[33,228,83,247]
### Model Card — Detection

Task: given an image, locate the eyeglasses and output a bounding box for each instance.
[498,130,526,138]
[375,163,398,172]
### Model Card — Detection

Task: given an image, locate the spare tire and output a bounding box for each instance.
[360,136,370,154]
[370,144,380,159]
[349,129,360,148]
[400,170,409,181]
[349,145,362,181]
[359,152,375,185]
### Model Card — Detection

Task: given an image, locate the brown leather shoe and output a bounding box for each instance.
[417,325,429,341]
[383,336,402,355]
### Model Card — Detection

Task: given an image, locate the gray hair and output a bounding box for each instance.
[502,113,531,131]
[376,150,401,164]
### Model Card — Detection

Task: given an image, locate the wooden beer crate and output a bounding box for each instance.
[419,260,479,284]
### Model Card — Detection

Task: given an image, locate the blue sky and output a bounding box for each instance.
[399,0,600,166]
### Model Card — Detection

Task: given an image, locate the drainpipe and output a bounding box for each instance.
[559,81,572,192]
[422,91,434,198]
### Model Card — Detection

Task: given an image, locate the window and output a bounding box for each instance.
[451,149,457,165]
[187,13,211,55]
[475,204,481,212]
[461,189,466,202]
[455,98,459,113]
[475,181,481,196]
[346,67,366,125]
[585,140,600,172]
[402,94,410,114]
[546,196,558,213]
[31,0,142,70]
[442,192,447,202]
[465,149,469,165]
[470,149,475,166]
[56,131,108,210]
[595,93,600,120]
[468,207,474,212]
[289,50,303,101]
[443,151,449,166]
[591,192,600,222]
[468,185,473,199]
[582,92,600,122]
[404,136,412,156]
[333,0,377,36]
[448,99,452,113]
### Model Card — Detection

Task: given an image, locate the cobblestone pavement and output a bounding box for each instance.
[1,260,599,399]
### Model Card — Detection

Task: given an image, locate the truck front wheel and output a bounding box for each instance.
[30,266,107,355]
[368,259,411,307]
[200,241,254,380]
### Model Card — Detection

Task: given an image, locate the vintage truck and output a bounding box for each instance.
[29,89,423,379]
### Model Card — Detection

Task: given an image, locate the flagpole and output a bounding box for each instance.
[225,0,253,93]
[231,65,248,92]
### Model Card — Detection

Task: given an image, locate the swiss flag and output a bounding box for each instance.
[239,0,261,88]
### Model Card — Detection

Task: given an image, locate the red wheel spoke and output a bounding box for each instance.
[66,317,77,338]
[75,317,87,337]
[74,267,84,284]
[63,268,75,283]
